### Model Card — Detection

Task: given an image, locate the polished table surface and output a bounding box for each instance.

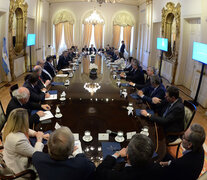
[37,55,166,163]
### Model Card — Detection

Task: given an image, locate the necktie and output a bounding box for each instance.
[163,105,171,117]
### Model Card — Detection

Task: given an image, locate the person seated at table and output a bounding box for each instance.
[98,46,105,53]
[3,108,48,175]
[89,44,97,54]
[95,133,155,180]
[57,50,70,71]
[37,59,53,81]
[137,75,166,112]
[44,55,57,78]
[67,48,74,62]
[123,56,133,72]
[6,87,49,127]
[33,65,51,90]
[157,124,205,180]
[23,73,50,103]
[111,50,119,62]
[110,51,125,69]
[140,86,184,142]
[120,59,145,85]
[129,66,156,89]
[32,127,96,180]
[82,45,89,52]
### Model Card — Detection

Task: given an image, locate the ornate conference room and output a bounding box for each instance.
[0,0,207,179]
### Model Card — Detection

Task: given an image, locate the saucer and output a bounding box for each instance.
[83,135,93,142]
[55,114,62,118]
[140,131,149,136]
[115,136,125,142]
[127,107,134,111]
[60,97,66,101]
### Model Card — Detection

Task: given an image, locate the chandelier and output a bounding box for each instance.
[85,10,104,24]
[84,83,101,95]
[87,0,119,6]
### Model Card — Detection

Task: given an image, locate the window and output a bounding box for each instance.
[89,25,96,48]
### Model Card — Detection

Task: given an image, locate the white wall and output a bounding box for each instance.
[49,2,138,56]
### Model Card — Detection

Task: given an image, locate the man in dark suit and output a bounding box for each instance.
[57,51,69,71]
[95,133,155,180]
[141,86,184,138]
[157,124,206,180]
[120,59,145,85]
[44,56,56,77]
[129,66,156,89]
[23,73,50,103]
[138,75,166,112]
[89,44,97,54]
[36,60,53,81]
[82,45,89,52]
[6,87,50,127]
[120,40,125,57]
[32,127,95,180]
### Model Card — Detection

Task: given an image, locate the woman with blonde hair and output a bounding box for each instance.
[3,108,47,174]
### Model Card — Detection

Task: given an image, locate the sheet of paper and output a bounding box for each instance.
[61,68,72,71]
[55,122,61,129]
[74,140,83,155]
[73,133,79,141]
[56,74,68,77]
[45,94,57,100]
[126,131,136,140]
[40,111,54,121]
[98,133,109,141]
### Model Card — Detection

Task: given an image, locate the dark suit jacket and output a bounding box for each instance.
[44,61,56,78]
[32,152,96,180]
[6,97,41,127]
[89,47,97,54]
[134,76,151,90]
[142,84,166,112]
[150,98,184,133]
[82,47,89,52]
[57,55,69,71]
[155,149,204,180]
[41,69,52,81]
[126,67,145,85]
[23,81,45,103]
[95,155,156,180]
[120,44,125,53]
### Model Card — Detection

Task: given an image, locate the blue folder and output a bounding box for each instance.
[121,83,129,87]
[48,90,57,95]
[29,130,52,147]
[130,93,140,99]
[135,109,154,116]
[51,82,64,86]
[101,142,124,163]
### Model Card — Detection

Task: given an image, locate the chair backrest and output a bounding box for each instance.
[9,84,18,98]
[143,70,148,83]
[0,101,6,133]
[197,171,207,180]
[183,100,197,130]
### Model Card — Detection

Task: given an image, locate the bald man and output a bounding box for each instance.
[6,87,51,128]
[37,60,53,81]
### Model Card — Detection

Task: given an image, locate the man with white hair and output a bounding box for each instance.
[32,127,95,180]
[6,87,50,127]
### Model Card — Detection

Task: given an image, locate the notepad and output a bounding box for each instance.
[56,74,68,77]
[51,82,64,86]
[48,90,58,95]
[39,111,54,121]
[45,94,57,100]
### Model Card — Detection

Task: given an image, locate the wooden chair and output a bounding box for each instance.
[197,171,207,180]
[0,101,7,142]
[167,100,197,158]
[9,84,18,98]
[0,151,36,180]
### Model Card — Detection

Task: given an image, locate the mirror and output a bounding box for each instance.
[9,0,28,80]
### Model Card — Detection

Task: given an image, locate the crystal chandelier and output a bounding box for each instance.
[87,0,119,6]
[84,83,101,95]
[85,10,104,24]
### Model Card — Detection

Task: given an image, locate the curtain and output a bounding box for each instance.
[83,24,92,47]
[94,24,103,49]
[113,25,121,49]
[123,26,132,52]
[55,23,63,53]
[64,22,74,49]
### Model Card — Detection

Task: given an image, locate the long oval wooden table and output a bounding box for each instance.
[36,54,166,164]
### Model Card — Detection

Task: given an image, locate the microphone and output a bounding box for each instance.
[106,129,117,135]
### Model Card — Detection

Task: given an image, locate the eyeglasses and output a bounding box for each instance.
[182,134,190,142]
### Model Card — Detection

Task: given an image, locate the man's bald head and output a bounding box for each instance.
[33,65,42,76]
[36,60,45,68]
[13,87,30,104]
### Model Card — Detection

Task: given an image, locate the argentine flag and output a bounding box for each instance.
[2,37,10,76]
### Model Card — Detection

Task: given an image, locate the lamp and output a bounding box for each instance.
[87,0,120,6]
[85,10,104,24]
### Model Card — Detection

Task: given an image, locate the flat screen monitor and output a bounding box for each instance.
[157,38,168,52]
[192,42,207,64]
[27,34,36,46]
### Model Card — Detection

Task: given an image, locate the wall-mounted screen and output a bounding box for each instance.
[27,34,36,46]
[192,42,207,65]
[157,38,168,52]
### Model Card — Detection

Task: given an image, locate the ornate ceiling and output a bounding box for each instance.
[47,0,146,6]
